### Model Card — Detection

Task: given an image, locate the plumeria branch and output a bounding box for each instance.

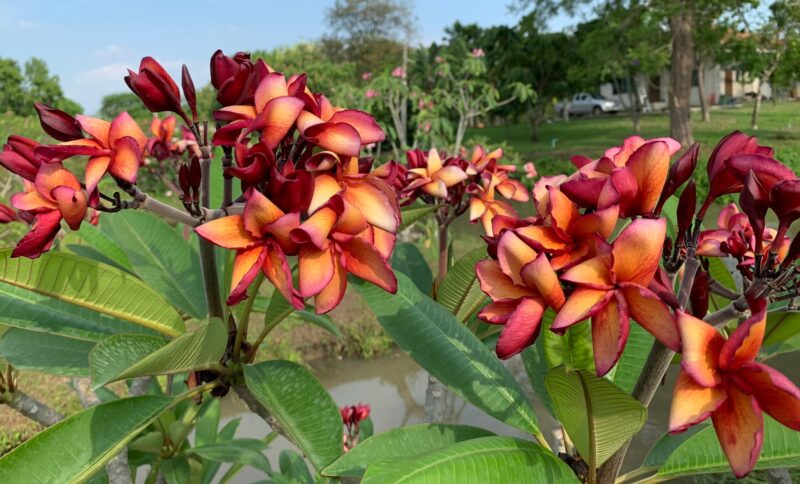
[1,389,64,428]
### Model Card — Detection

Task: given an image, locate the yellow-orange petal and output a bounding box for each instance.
[262,212,301,252]
[215,105,257,121]
[433,165,468,187]
[259,96,305,149]
[328,109,385,144]
[668,369,726,433]
[422,180,448,198]
[427,149,443,173]
[228,246,266,306]
[11,190,56,211]
[711,382,764,479]
[524,255,566,309]
[305,122,362,158]
[76,115,111,145]
[738,362,800,431]
[371,227,396,261]
[619,282,681,352]
[551,288,611,331]
[720,298,767,371]
[548,186,579,233]
[516,225,570,252]
[497,230,537,286]
[254,72,289,111]
[35,163,81,201]
[476,259,536,301]
[342,177,398,233]
[195,215,259,249]
[591,293,630,376]
[570,204,619,240]
[51,186,86,231]
[244,190,284,237]
[296,111,324,135]
[110,136,141,184]
[85,156,111,193]
[291,207,339,249]
[626,140,670,215]
[470,197,487,221]
[309,174,343,214]
[560,254,613,289]
[340,236,396,293]
[109,111,147,151]
[262,241,303,309]
[675,309,724,386]
[611,218,666,285]
[478,300,519,324]
[314,252,347,314]
[298,244,335,297]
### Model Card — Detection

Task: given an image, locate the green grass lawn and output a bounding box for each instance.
[466,101,800,177]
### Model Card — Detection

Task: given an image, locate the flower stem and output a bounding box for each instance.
[197,150,224,320]
[232,273,264,362]
[437,220,449,287]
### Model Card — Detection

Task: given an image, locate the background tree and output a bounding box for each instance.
[0,59,25,115]
[99,92,152,121]
[0,56,81,116]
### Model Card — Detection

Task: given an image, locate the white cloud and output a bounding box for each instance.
[76,63,129,84]
[16,19,40,31]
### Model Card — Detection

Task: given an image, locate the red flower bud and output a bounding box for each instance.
[689,269,710,318]
[656,142,698,214]
[739,171,768,251]
[34,103,83,141]
[209,50,267,106]
[354,404,370,423]
[125,57,188,122]
[676,181,696,243]
[0,202,18,223]
[0,136,41,181]
[181,65,198,123]
[770,179,800,234]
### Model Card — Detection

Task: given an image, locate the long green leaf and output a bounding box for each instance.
[0,250,184,337]
[90,318,226,388]
[763,311,800,348]
[546,367,647,470]
[0,396,174,483]
[641,423,709,470]
[75,222,132,270]
[103,211,207,318]
[354,273,540,435]
[0,327,95,376]
[0,282,157,341]
[290,310,341,337]
[706,256,737,291]
[323,423,495,478]
[391,242,433,294]
[522,340,556,417]
[361,436,577,483]
[243,360,343,471]
[656,416,800,478]
[437,247,488,322]
[543,311,595,373]
[399,204,440,231]
[611,323,654,393]
[190,439,271,472]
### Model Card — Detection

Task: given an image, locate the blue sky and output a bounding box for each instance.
[0,0,576,114]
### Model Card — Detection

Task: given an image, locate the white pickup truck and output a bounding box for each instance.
[555,93,622,116]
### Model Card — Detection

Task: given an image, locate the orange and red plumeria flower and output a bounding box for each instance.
[669,299,800,477]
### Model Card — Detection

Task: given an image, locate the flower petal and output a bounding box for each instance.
[342,176,398,233]
[626,140,670,215]
[11,211,62,259]
[618,282,681,352]
[227,246,266,306]
[476,260,536,301]
[254,72,289,111]
[291,206,339,249]
[85,156,111,193]
[591,292,630,376]
[720,298,767,371]
[328,109,385,144]
[35,163,81,200]
[304,122,362,158]
[262,240,303,309]
[738,362,800,431]
[478,300,520,324]
[340,236,396,293]
[496,296,545,359]
[497,230,537,285]
[109,112,147,151]
[551,288,612,331]
[521,254,565,309]
[243,189,284,237]
[109,136,141,184]
[433,166,468,187]
[51,186,87,230]
[298,243,335,297]
[611,218,666,285]
[668,369,726,433]
[76,115,111,145]
[515,225,570,252]
[712,382,764,479]
[675,309,724,386]
[314,252,347,314]
[255,96,305,149]
[560,254,614,289]
[195,215,259,249]
[309,174,343,214]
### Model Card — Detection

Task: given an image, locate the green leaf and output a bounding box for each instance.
[195,398,221,447]
[0,396,174,483]
[322,423,495,478]
[75,222,132,271]
[706,256,737,291]
[0,327,95,376]
[361,436,577,483]
[161,457,191,484]
[656,416,800,478]
[545,367,647,470]
[391,242,433,294]
[610,323,654,393]
[278,449,312,482]
[264,289,295,328]
[190,439,271,473]
[641,423,709,470]
[243,360,343,471]
[543,311,595,373]
[399,204,440,231]
[0,281,157,341]
[522,340,556,417]
[90,334,167,388]
[354,272,540,435]
[0,250,185,337]
[90,318,226,388]
[763,311,800,348]
[102,211,207,318]
[290,310,341,338]
[437,247,488,322]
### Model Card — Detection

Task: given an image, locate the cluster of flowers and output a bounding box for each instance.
[471,132,800,477]
[391,145,529,233]
[340,403,370,451]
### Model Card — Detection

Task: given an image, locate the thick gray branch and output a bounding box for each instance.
[3,390,64,427]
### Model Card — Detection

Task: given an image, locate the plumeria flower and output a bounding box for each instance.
[468,176,519,236]
[552,218,681,375]
[404,148,468,199]
[210,50,269,106]
[296,95,386,158]
[195,189,302,307]
[0,135,42,182]
[523,162,538,179]
[125,57,188,122]
[10,164,87,258]
[36,112,147,193]
[561,136,681,217]
[668,299,800,478]
[476,230,566,358]
[391,67,406,78]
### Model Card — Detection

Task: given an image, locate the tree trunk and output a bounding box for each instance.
[529,102,546,142]
[751,83,763,130]
[627,72,642,133]
[697,56,710,122]
[561,97,570,122]
[669,4,694,146]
